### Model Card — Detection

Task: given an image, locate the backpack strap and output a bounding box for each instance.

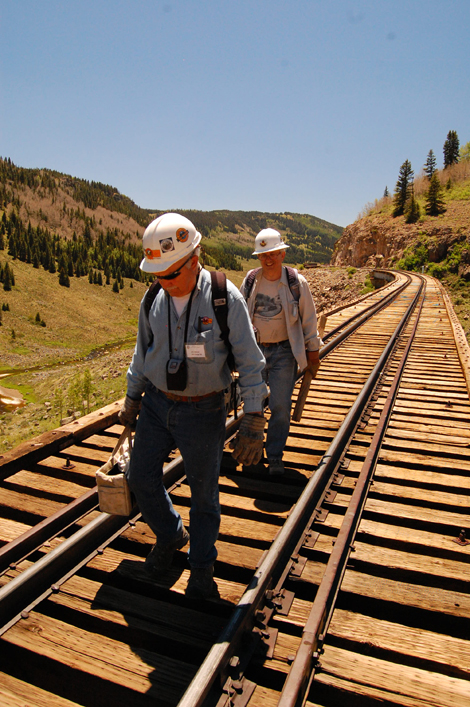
[143,279,162,347]
[243,267,261,301]
[210,270,235,371]
[244,265,300,303]
[144,279,162,319]
[285,265,300,302]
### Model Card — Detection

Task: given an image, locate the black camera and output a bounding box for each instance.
[166,358,187,391]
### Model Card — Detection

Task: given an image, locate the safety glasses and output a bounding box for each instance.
[157,253,194,281]
[258,251,284,260]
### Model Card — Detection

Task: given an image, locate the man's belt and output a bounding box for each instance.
[259,339,289,347]
[160,389,222,403]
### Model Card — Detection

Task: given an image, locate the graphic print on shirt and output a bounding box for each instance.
[254,293,283,318]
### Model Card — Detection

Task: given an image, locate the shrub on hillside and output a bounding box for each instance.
[427,262,447,279]
[397,242,428,271]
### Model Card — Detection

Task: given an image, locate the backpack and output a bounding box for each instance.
[243,265,300,302]
[143,270,234,370]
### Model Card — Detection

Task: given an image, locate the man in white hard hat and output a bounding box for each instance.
[240,228,321,476]
[118,213,267,600]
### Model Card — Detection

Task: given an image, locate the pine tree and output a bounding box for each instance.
[425,173,446,216]
[393,160,414,217]
[59,268,70,287]
[443,130,459,168]
[404,190,420,224]
[3,263,11,291]
[424,150,437,180]
[460,141,470,162]
[112,279,119,292]
[383,186,389,198]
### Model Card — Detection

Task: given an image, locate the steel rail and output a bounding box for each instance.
[0,274,416,700]
[0,414,241,632]
[177,278,423,707]
[0,488,99,573]
[278,276,427,707]
[320,269,398,320]
[0,400,122,480]
[321,272,411,345]
[0,275,408,578]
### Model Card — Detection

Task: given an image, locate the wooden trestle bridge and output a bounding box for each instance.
[0,270,469,706]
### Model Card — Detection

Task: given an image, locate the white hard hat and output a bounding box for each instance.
[140,213,202,273]
[252,228,289,255]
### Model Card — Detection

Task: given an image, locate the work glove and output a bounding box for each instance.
[306,350,320,378]
[231,413,266,466]
[118,394,142,428]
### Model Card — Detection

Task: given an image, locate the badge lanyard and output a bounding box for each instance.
[166,276,198,360]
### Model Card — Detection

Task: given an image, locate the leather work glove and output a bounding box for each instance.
[231,413,266,466]
[306,350,320,379]
[118,394,142,428]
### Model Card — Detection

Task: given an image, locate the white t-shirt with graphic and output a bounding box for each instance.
[252,276,288,344]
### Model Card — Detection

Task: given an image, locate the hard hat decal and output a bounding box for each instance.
[159,238,175,253]
[176,228,189,243]
[140,213,202,273]
[144,247,161,259]
[252,228,289,255]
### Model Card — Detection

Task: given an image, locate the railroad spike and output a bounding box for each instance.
[453,529,470,546]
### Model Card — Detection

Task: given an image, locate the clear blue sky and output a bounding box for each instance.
[1,1,468,228]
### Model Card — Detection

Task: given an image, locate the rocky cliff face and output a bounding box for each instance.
[331,200,470,269]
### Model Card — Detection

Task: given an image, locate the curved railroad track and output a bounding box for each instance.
[0,270,469,707]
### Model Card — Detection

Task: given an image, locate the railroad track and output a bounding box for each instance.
[0,270,469,707]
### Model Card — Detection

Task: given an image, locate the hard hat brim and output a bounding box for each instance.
[140,231,202,273]
[252,243,290,255]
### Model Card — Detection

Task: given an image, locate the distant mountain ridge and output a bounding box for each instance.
[0,157,342,271]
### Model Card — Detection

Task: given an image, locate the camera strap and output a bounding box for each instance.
[167,276,198,359]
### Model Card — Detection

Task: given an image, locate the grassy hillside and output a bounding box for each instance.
[361,161,470,226]
[0,157,342,270]
[0,156,344,452]
[332,159,470,343]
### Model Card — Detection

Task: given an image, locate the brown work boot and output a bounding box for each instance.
[145,528,189,575]
[185,566,217,600]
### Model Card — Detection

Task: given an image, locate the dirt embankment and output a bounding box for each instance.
[302,266,372,313]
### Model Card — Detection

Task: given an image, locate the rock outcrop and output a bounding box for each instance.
[331,200,470,269]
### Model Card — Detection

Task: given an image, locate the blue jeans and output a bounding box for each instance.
[260,341,298,462]
[127,384,227,568]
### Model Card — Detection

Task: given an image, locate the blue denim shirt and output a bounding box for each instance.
[126,267,268,413]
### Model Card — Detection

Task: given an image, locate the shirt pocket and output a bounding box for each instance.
[187,328,215,363]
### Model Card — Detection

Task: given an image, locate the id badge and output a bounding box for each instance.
[185,343,206,358]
